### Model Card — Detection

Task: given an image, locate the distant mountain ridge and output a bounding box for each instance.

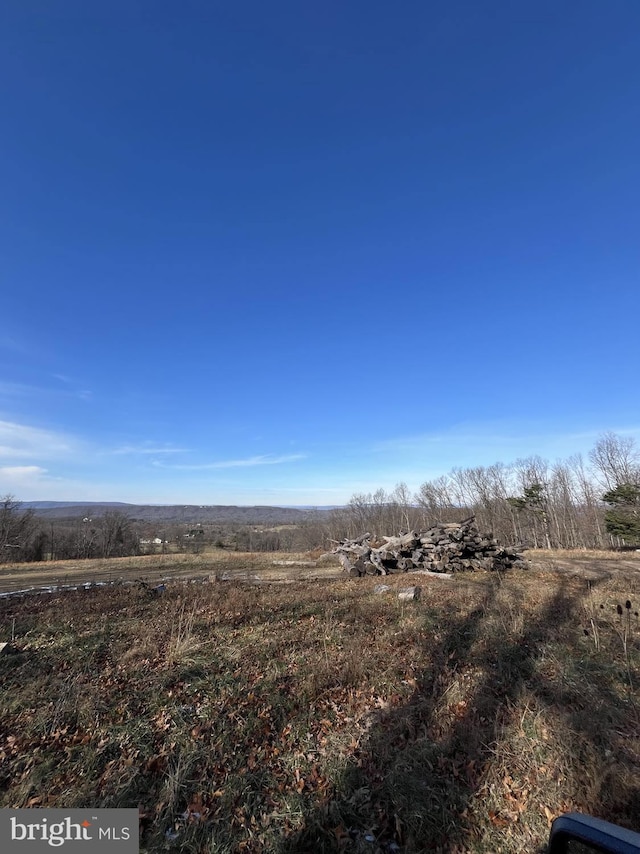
[23,501,130,509]
[21,501,329,524]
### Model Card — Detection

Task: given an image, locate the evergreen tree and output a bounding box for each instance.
[602,483,640,544]
[507,482,552,548]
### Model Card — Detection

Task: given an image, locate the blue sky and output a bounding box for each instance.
[1,1,639,506]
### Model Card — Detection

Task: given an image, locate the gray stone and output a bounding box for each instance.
[398,586,422,601]
[373,584,391,594]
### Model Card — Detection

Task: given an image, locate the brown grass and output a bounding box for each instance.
[528,548,640,562]
[0,556,639,853]
[0,550,342,594]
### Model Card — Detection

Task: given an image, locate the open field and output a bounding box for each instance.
[1,552,639,852]
[524,549,640,581]
[0,551,342,596]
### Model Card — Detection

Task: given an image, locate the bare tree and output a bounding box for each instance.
[0,495,38,561]
[567,453,605,548]
[548,461,581,549]
[448,468,477,517]
[99,510,138,558]
[415,475,455,526]
[390,482,418,532]
[589,432,640,491]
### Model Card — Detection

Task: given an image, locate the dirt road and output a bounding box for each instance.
[0,551,341,596]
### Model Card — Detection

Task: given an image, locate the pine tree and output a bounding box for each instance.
[602,483,640,544]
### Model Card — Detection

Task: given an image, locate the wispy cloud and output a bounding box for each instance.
[0,420,76,461]
[0,381,41,397]
[373,421,619,454]
[0,465,51,494]
[0,379,92,402]
[0,465,48,479]
[110,444,190,456]
[50,374,92,399]
[370,421,640,473]
[152,453,307,470]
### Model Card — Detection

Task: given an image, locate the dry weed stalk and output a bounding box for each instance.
[166,601,202,667]
[583,593,636,691]
[615,600,634,690]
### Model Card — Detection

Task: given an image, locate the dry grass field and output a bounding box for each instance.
[1,550,639,852]
[0,550,342,595]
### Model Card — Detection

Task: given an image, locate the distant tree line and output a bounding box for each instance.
[325,432,640,550]
[0,500,324,563]
[0,502,143,563]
